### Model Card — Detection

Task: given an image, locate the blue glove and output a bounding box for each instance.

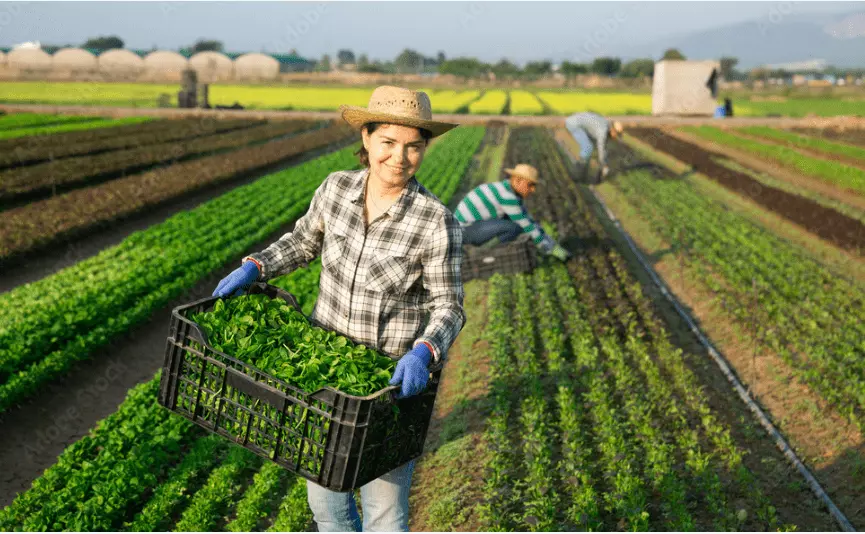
[389,343,432,398]
[213,261,260,298]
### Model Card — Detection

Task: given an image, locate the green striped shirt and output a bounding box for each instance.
[454,180,555,253]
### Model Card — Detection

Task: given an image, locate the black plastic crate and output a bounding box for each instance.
[158,283,441,492]
[462,237,538,282]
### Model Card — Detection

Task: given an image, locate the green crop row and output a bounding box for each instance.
[739,126,865,162]
[0,116,152,140]
[682,125,865,195]
[0,141,358,414]
[611,167,865,427]
[0,112,102,131]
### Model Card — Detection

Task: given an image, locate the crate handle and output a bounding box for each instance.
[225,366,289,410]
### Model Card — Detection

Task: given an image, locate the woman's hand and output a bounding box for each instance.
[389,343,432,398]
[212,261,260,298]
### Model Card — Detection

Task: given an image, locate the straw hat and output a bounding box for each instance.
[340,86,459,138]
[612,120,624,134]
[504,163,539,184]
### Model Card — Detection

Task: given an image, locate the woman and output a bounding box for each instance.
[212,85,466,532]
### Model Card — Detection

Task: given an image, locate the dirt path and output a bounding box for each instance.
[628,127,865,252]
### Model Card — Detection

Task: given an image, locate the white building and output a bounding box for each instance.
[652,59,721,116]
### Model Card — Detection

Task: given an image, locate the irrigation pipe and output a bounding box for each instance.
[589,186,855,532]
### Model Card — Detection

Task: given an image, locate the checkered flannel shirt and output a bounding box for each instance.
[245,168,466,362]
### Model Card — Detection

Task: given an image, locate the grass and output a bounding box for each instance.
[537,91,652,115]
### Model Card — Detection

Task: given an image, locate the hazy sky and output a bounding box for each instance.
[0,1,857,63]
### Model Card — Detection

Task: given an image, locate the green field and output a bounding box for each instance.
[3,81,861,116]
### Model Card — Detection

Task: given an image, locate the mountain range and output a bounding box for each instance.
[610,9,865,69]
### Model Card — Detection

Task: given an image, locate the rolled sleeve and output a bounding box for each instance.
[416,211,466,363]
[245,174,330,280]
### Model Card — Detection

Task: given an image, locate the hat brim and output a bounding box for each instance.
[504,168,539,183]
[340,105,458,138]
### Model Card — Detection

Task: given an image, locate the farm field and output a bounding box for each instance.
[4,81,863,117]
[0,110,863,531]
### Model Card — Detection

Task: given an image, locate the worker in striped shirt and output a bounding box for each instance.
[454,163,572,261]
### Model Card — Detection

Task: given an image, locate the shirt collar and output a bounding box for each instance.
[350,168,420,222]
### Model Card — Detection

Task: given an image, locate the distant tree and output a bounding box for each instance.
[591,57,622,76]
[82,36,124,51]
[437,51,446,64]
[357,54,369,69]
[439,57,486,79]
[620,58,655,78]
[491,58,520,80]
[191,39,224,53]
[523,60,552,80]
[316,54,332,72]
[719,57,739,80]
[395,48,424,73]
[662,48,686,61]
[337,49,356,66]
[289,48,299,56]
[42,44,75,54]
[560,61,589,77]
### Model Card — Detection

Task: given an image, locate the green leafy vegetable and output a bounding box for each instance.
[191,294,396,397]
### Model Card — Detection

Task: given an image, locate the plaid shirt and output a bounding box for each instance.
[246,169,465,362]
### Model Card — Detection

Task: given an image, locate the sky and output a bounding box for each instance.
[0,1,857,64]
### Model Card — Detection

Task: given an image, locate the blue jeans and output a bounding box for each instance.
[306,460,415,532]
[567,126,595,162]
[461,219,522,247]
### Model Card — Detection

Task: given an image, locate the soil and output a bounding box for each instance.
[628,127,865,252]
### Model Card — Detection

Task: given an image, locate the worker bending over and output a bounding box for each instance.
[564,111,623,181]
[454,163,571,262]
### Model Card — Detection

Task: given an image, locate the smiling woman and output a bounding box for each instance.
[211,85,466,532]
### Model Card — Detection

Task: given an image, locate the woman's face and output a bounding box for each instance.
[362,124,428,189]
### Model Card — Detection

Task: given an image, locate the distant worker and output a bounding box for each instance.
[564,112,624,182]
[454,163,572,262]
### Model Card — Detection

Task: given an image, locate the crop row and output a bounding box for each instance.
[508,91,544,115]
[738,126,865,165]
[0,116,152,141]
[0,124,486,531]
[0,122,352,260]
[0,138,358,413]
[0,112,101,131]
[0,117,262,169]
[473,126,820,530]
[468,90,508,115]
[608,161,865,427]
[0,119,317,201]
[682,125,865,195]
